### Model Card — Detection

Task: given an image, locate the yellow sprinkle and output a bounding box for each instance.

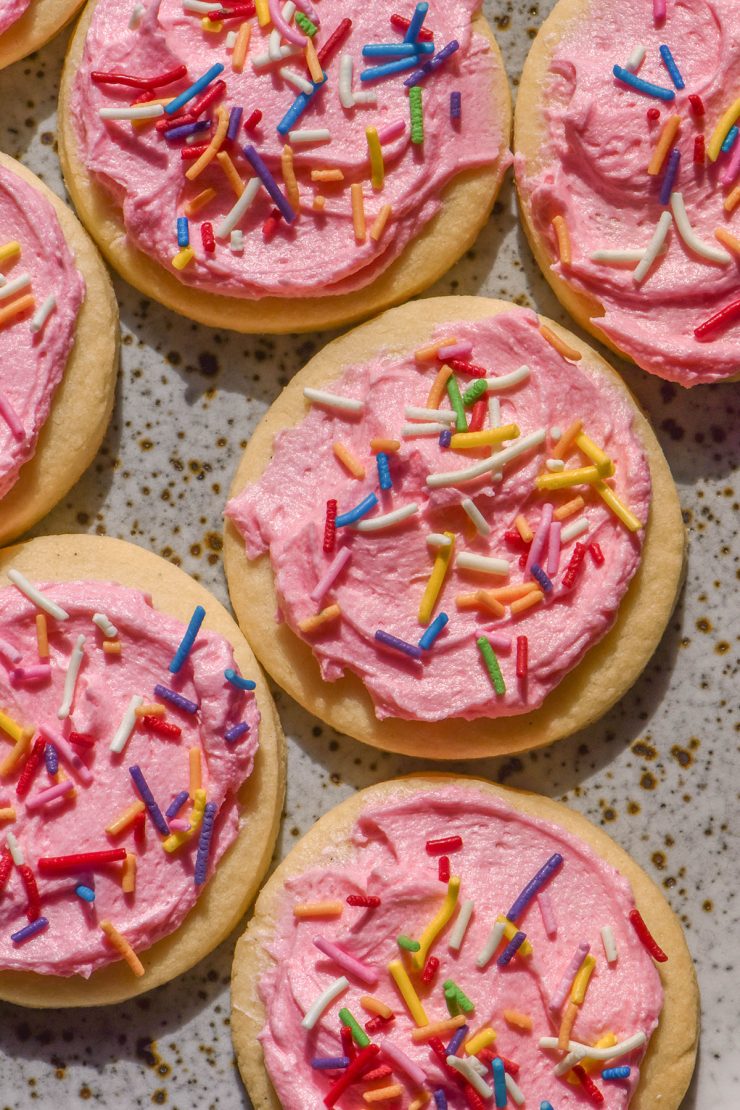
[414,336,457,362]
[487,582,538,603]
[34,614,48,660]
[186,104,229,180]
[232,20,252,73]
[510,590,544,615]
[293,901,344,919]
[496,916,534,957]
[552,214,571,265]
[715,226,740,255]
[574,432,613,476]
[0,726,34,778]
[201,16,223,31]
[558,1000,579,1050]
[539,324,582,361]
[553,495,585,521]
[163,789,206,853]
[370,203,392,243]
[724,183,740,213]
[551,419,584,460]
[0,709,24,743]
[647,114,681,175]
[189,748,202,799]
[0,240,21,264]
[333,441,365,479]
[503,1010,533,1031]
[409,1093,431,1110]
[426,363,453,409]
[535,463,611,491]
[311,168,344,182]
[364,1086,404,1103]
[571,1033,617,1079]
[594,479,642,531]
[351,183,366,243]
[121,852,137,894]
[217,150,245,197]
[388,960,429,1026]
[305,35,322,83]
[313,194,326,210]
[298,605,342,634]
[515,514,533,542]
[707,97,740,162]
[366,126,384,190]
[0,807,16,823]
[106,800,146,836]
[455,591,505,618]
[255,0,270,25]
[135,703,165,718]
[282,145,300,211]
[0,294,35,330]
[103,640,122,655]
[464,1027,497,1055]
[100,920,145,977]
[360,996,394,1019]
[409,1014,467,1043]
[370,438,400,453]
[418,532,455,625]
[411,876,460,971]
[571,954,596,1005]
[172,247,195,271]
[450,424,519,450]
[184,187,217,217]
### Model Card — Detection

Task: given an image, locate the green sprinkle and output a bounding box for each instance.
[462,379,487,406]
[444,982,460,1016]
[397,935,421,952]
[446,377,467,432]
[295,11,317,34]
[409,86,424,145]
[477,636,506,695]
[338,1007,370,1047]
[443,978,475,1014]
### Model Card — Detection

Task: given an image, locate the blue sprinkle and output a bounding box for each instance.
[418,612,449,651]
[224,668,256,691]
[310,1056,351,1070]
[433,1090,448,1109]
[165,790,190,820]
[540,1103,556,1110]
[439,428,452,448]
[602,1066,631,1080]
[75,884,95,903]
[164,63,224,116]
[497,930,527,967]
[492,1057,507,1107]
[362,42,433,57]
[335,492,378,527]
[275,73,327,136]
[659,44,685,90]
[659,148,681,205]
[225,721,250,744]
[170,605,205,672]
[376,451,392,490]
[506,853,563,922]
[163,119,211,142]
[446,1024,468,1055]
[11,917,49,944]
[722,125,739,153]
[44,742,58,776]
[360,56,420,83]
[153,683,199,715]
[177,217,190,248]
[129,764,170,836]
[226,105,243,142]
[450,90,462,121]
[404,1,429,42]
[613,65,675,101]
[374,629,423,660]
[194,801,218,885]
[531,563,554,593]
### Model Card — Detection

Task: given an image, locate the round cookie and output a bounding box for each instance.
[224,295,685,760]
[0,0,84,71]
[58,1,512,334]
[514,0,740,387]
[0,154,118,547]
[0,533,285,1007]
[232,773,699,1110]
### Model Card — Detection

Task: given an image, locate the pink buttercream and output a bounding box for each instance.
[515,0,740,386]
[0,166,84,501]
[69,0,508,298]
[226,309,650,722]
[0,0,30,36]
[0,580,259,977]
[256,785,663,1109]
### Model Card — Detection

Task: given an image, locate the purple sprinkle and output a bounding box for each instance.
[44,743,59,776]
[163,119,212,142]
[446,1024,468,1055]
[433,1090,448,1110]
[165,789,190,820]
[153,684,199,715]
[403,39,460,87]
[506,852,563,922]
[225,721,250,744]
[11,916,49,944]
[226,105,243,142]
[242,144,297,224]
[439,428,452,448]
[659,147,681,205]
[450,90,461,121]
[311,1056,351,1070]
[374,629,423,660]
[194,801,218,886]
[129,765,170,836]
[530,563,553,593]
[497,930,526,967]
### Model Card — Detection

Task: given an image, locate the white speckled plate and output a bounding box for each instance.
[0,3,737,1107]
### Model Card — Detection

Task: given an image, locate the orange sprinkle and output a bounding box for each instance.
[106,800,146,836]
[201,16,223,32]
[35,614,48,660]
[293,901,344,919]
[217,150,245,197]
[455,591,506,619]
[333,441,365,479]
[298,604,342,634]
[135,703,165,718]
[370,438,401,453]
[0,807,16,823]
[426,363,453,408]
[553,495,585,521]
[410,1015,467,1044]
[503,1009,533,1031]
[281,145,300,211]
[131,98,175,130]
[0,727,34,778]
[647,115,681,175]
[186,105,229,181]
[100,920,145,976]
[360,996,394,1019]
[0,294,34,330]
[510,589,544,615]
[231,20,252,72]
[539,324,582,362]
[313,194,326,210]
[552,215,571,266]
[724,183,740,213]
[311,168,344,182]
[551,420,584,460]
[715,226,740,255]
[515,514,533,542]
[189,747,202,798]
[351,183,367,243]
[487,582,538,603]
[121,852,137,894]
[370,203,392,243]
[558,1000,579,1050]
[103,640,122,655]
[363,1087,403,1103]
[305,35,322,83]
[414,335,457,362]
[184,188,217,217]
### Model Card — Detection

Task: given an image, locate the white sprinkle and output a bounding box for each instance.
[456,552,510,577]
[110,694,144,754]
[486,364,531,391]
[288,128,331,144]
[476,920,505,968]
[129,2,145,27]
[0,637,22,664]
[446,1056,492,1098]
[601,925,618,964]
[488,394,501,427]
[216,177,260,239]
[546,458,565,472]
[426,533,452,548]
[591,248,646,264]
[0,274,31,301]
[7,569,69,620]
[5,831,23,865]
[280,67,315,95]
[303,387,363,414]
[99,104,164,120]
[353,89,377,105]
[402,422,448,437]
[230,230,244,253]
[505,1072,526,1106]
[92,612,118,638]
[0,274,5,286]
[550,426,562,441]
[461,498,490,536]
[353,503,419,532]
[252,44,301,68]
[428,429,546,489]
[560,517,589,544]
[448,899,475,952]
[339,54,355,108]
[633,210,673,284]
[30,295,57,335]
[301,976,349,1030]
[57,634,86,720]
[405,406,457,424]
[540,1031,647,1076]
[182,0,213,11]
[467,1057,488,1077]
[626,44,646,72]
[186,129,209,144]
[671,192,732,265]
[225,29,237,48]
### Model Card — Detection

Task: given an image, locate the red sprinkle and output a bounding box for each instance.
[15,736,45,799]
[364,1014,394,1035]
[208,5,255,21]
[390,13,434,41]
[262,207,283,242]
[91,64,187,90]
[468,398,487,432]
[324,499,338,553]
[131,88,157,106]
[425,835,462,856]
[516,635,528,679]
[428,1037,460,1079]
[0,849,13,892]
[480,1048,520,1076]
[243,109,263,133]
[689,94,705,116]
[201,222,216,254]
[189,78,226,119]
[181,144,210,161]
[362,1064,393,1082]
[447,358,488,377]
[694,296,740,340]
[562,542,587,590]
[463,1085,486,1110]
[133,811,147,847]
[157,111,197,134]
[629,908,668,962]
[438,855,450,883]
[340,1024,356,1061]
[421,955,439,984]
[324,1044,380,1107]
[693,135,705,165]
[346,894,381,907]
[316,18,353,69]
[647,107,661,122]
[38,850,127,874]
[504,530,531,551]
[518,552,528,570]
[19,864,41,921]
[588,542,605,567]
[572,1065,605,1104]
[140,715,182,739]
[69,731,95,748]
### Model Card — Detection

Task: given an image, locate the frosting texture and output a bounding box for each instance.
[227,309,650,722]
[516,0,740,386]
[69,0,507,298]
[0,0,30,36]
[257,785,664,1109]
[0,579,259,977]
[0,166,84,501]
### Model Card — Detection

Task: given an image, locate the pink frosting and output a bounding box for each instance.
[0,579,259,977]
[226,309,650,722]
[256,785,663,1109]
[69,0,508,298]
[0,167,84,501]
[0,0,30,36]
[515,0,740,386]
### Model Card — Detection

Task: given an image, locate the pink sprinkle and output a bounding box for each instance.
[377,119,406,144]
[526,503,554,573]
[310,545,352,604]
[487,633,512,652]
[0,637,21,665]
[168,818,191,831]
[653,0,666,21]
[11,664,51,684]
[537,891,558,938]
[720,137,740,186]
[546,521,562,577]
[38,725,93,787]
[437,341,473,361]
[550,941,590,1011]
[25,779,75,811]
[381,1041,427,1088]
[0,390,24,440]
[313,936,379,986]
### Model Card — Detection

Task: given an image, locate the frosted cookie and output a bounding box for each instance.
[224,296,684,760]
[0,154,118,547]
[0,534,285,1007]
[59,0,511,333]
[0,0,84,71]
[515,0,740,387]
[232,774,698,1110]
